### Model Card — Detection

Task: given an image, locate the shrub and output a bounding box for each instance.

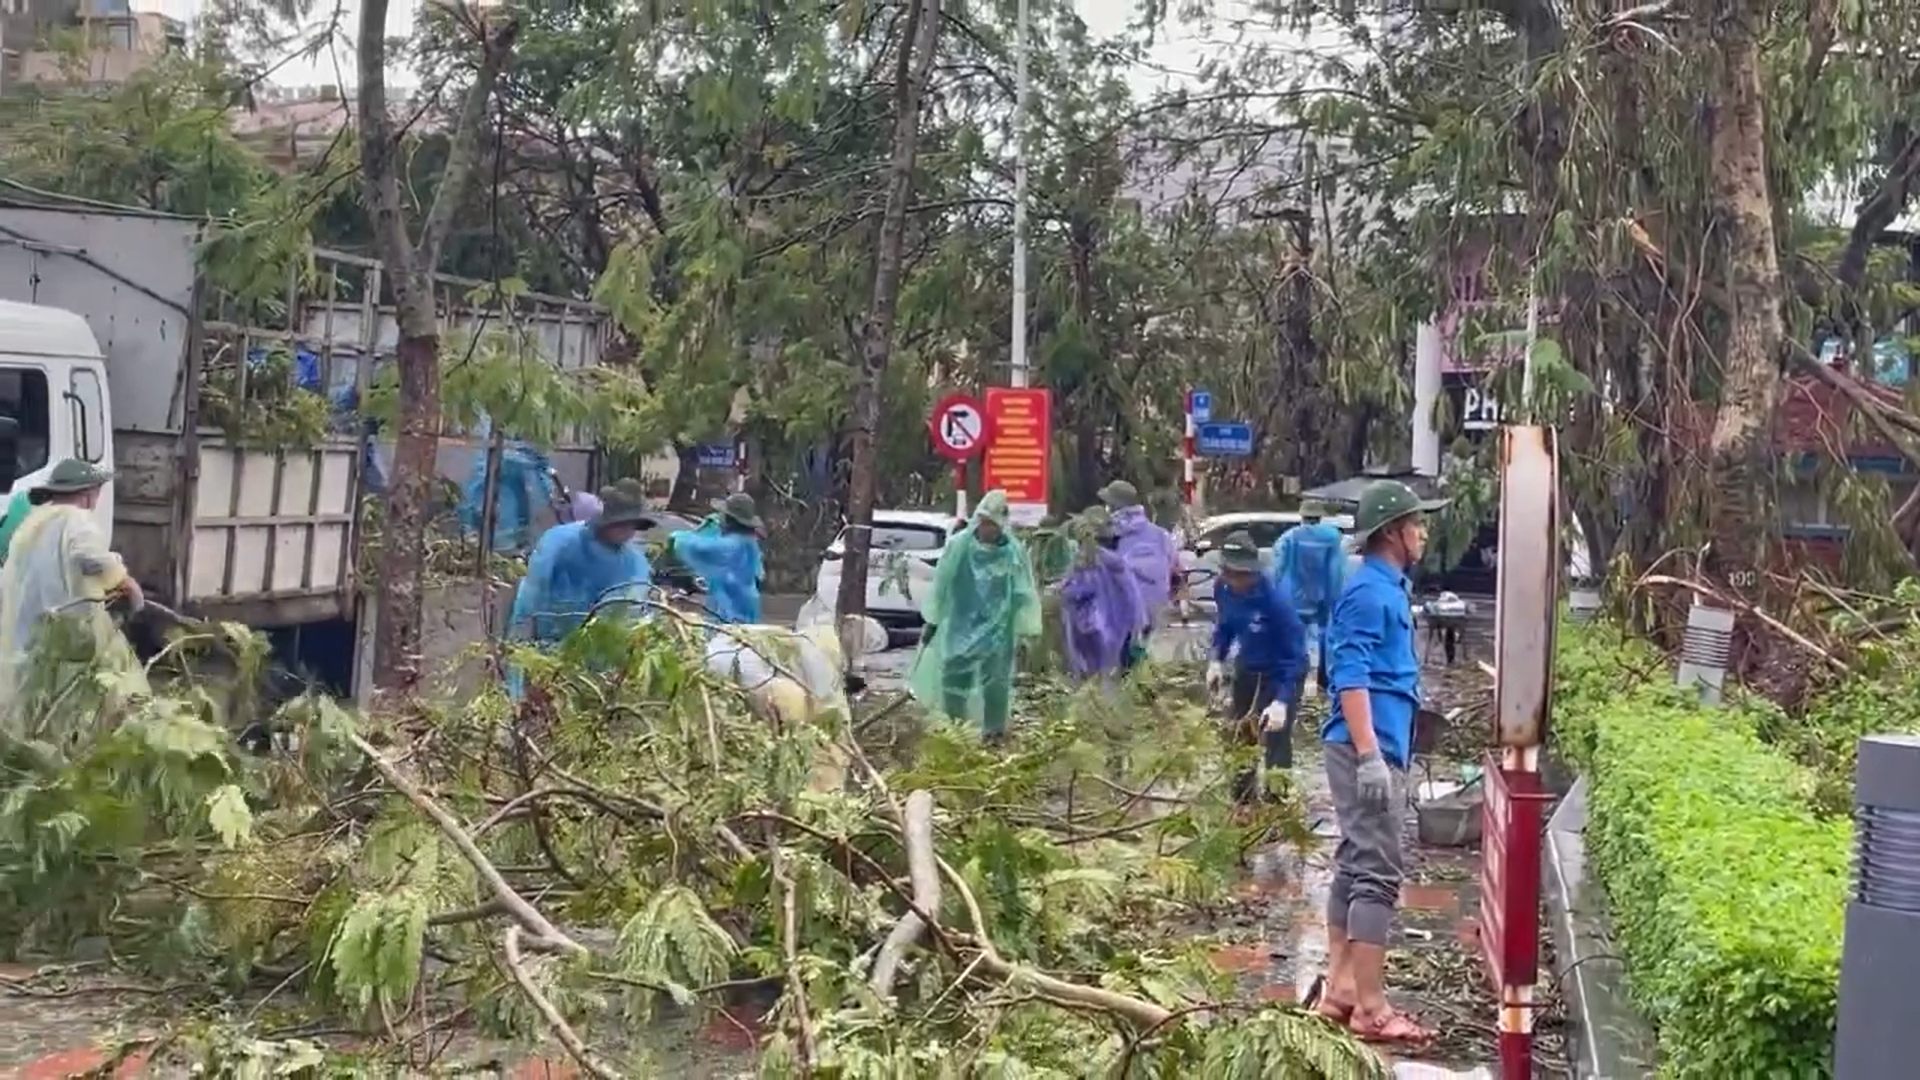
[1551,618,1664,768]
[1771,627,1920,815]
[1584,691,1849,1078]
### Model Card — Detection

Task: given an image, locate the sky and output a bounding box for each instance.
[140,0,1260,96]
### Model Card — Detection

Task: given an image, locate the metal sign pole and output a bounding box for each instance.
[1480,424,1559,1077]
[1010,0,1029,390]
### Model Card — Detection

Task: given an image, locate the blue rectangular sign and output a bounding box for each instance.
[695,442,737,468]
[1196,421,1254,457]
[1190,390,1212,423]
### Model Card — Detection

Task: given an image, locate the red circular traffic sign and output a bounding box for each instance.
[928,393,991,461]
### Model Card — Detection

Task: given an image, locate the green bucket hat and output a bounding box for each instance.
[713,492,765,532]
[28,458,112,504]
[613,477,647,501]
[1217,529,1263,573]
[1298,498,1329,520]
[591,484,653,530]
[1097,479,1141,509]
[1352,480,1448,544]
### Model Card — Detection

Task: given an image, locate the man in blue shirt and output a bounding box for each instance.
[1204,530,1307,802]
[1273,499,1346,697]
[1314,479,1444,1046]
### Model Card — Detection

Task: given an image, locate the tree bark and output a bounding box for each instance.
[359,1,521,694]
[1700,0,1787,579]
[836,0,944,619]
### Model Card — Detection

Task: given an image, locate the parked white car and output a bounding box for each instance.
[812,510,956,631]
[1178,510,1357,610]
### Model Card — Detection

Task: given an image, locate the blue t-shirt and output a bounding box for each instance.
[1322,555,1421,768]
[1211,574,1307,697]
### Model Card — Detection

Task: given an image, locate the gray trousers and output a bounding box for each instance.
[1324,739,1407,946]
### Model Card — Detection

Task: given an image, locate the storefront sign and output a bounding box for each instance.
[981,387,1051,526]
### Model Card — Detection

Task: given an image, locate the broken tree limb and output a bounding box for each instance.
[347,730,585,956]
[869,790,940,997]
[899,800,1175,1032]
[503,926,623,1080]
[1636,573,1851,673]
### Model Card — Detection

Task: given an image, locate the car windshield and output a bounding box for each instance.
[833,521,947,552]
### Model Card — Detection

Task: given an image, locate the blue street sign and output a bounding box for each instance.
[1196,421,1254,457]
[1190,390,1213,423]
[695,442,737,468]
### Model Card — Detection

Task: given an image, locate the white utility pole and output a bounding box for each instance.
[1009,0,1030,388]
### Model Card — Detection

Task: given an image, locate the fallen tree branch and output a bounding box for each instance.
[769,845,816,1077]
[1636,573,1851,673]
[348,730,585,956]
[503,926,623,1080]
[899,795,1176,1032]
[869,790,939,997]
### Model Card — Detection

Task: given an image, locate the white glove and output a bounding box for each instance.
[1261,700,1289,733]
[1205,661,1226,696]
[1302,677,1319,702]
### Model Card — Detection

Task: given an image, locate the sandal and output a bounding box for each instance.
[1302,974,1353,1021]
[1348,1009,1436,1046]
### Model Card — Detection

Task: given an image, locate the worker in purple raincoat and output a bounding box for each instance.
[1098,480,1178,665]
[1061,512,1148,680]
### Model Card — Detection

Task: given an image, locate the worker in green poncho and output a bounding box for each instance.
[909,490,1042,743]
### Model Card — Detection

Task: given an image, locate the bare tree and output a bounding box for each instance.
[835,0,945,619]
[357,0,520,692]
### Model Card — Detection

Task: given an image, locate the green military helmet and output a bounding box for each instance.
[28,458,113,504]
[1351,480,1448,544]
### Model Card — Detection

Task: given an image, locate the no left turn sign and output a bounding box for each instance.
[929,393,991,461]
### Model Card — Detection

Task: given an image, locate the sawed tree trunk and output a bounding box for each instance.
[358,1,520,694]
[836,0,944,619]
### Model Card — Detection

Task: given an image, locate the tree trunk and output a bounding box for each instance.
[358,1,519,694]
[836,0,944,619]
[1702,1,1787,580]
[669,442,703,508]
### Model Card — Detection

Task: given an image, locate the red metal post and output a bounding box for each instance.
[1181,390,1196,507]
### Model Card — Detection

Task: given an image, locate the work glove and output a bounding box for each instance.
[1205,661,1226,697]
[1356,751,1393,811]
[1260,700,1289,733]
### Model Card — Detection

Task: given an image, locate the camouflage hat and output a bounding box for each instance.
[28,458,112,503]
[1218,530,1263,573]
[1299,498,1329,520]
[1352,480,1448,544]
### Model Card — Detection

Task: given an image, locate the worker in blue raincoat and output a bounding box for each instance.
[507,485,654,685]
[669,492,766,624]
[461,441,557,553]
[1273,499,1346,698]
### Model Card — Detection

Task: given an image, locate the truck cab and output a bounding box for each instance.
[0,299,114,539]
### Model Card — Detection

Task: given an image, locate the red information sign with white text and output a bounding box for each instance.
[981,387,1052,525]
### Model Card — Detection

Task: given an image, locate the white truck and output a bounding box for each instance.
[0,197,616,692]
[0,201,363,628]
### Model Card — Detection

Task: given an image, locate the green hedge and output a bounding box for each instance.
[1579,674,1849,1077]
